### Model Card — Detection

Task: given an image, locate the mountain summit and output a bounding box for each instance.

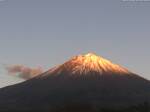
[61,53,129,75]
[44,53,130,78]
[0,53,150,111]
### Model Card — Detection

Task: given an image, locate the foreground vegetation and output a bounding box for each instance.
[0,102,149,112]
[52,102,150,112]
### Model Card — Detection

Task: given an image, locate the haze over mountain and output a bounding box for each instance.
[0,53,150,111]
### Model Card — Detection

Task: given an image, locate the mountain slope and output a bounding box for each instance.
[0,53,150,111]
[42,53,129,76]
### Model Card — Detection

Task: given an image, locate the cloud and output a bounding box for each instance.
[5,65,43,80]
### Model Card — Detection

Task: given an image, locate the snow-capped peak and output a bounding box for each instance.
[61,53,130,75]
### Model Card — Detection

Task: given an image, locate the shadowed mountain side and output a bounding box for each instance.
[0,70,150,111]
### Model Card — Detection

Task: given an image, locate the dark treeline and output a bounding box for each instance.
[53,102,150,112]
[0,102,149,112]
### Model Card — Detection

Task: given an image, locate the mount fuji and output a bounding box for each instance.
[0,53,150,111]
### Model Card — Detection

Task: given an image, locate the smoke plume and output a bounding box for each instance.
[6,65,43,80]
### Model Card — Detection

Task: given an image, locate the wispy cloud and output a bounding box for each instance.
[5,65,43,80]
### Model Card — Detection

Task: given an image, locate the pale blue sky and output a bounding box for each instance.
[0,0,150,87]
